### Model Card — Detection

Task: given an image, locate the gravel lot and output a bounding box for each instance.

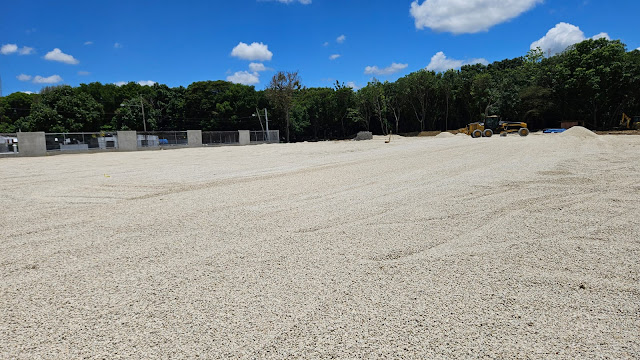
[1,133,639,359]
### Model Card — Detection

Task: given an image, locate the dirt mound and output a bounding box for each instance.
[560,126,599,139]
[456,133,468,137]
[435,132,456,138]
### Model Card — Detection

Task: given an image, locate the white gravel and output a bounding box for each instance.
[1,135,639,359]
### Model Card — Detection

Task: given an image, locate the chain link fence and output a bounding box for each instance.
[250,130,279,143]
[202,131,239,145]
[0,133,18,154]
[137,131,188,148]
[45,132,118,151]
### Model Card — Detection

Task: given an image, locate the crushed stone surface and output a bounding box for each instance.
[1,135,639,359]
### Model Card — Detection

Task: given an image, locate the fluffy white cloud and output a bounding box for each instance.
[17,74,32,82]
[337,35,346,44]
[329,54,341,60]
[346,81,360,90]
[78,71,91,76]
[114,42,122,49]
[249,62,269,72]
[33,75,63,84]
[410,0,542,34]
[530,23,610,55]
[84,41,93,45]
[426,52,488,72]
[637,47,640,51]
[591,32,610,41]
[18,46,34,55]
[231,42,273,61]
[114,81,127,87]
[364,63,408,76]
[21,91,35,94]
[227,71,260,85]
[138,80,156,86]
[44,48,79,64]
[323,42,329,47]
[1,44,18,55]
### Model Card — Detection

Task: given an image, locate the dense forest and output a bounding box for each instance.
[1,38,639,141]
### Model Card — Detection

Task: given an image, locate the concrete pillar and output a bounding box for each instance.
[17,132,46,157]
[117,131,137,151]
[238,130,250,145]
[187,130,202,147]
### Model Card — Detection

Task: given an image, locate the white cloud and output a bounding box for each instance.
[637,47,640,51]
[84,41,93,45]
[44,48,79,64]
[1,44,18,55]
[2,44,35,55]
[410,0,543,34]
[138,80,156,86]
[249,62,269,72]
[114,81,127,87]
[33,75,63,84]
[364,62,408,76]
[114,42,122,48]
[17,74,33,82]
[329,54,341,60]
[227,71,260,85]
[231,42,273,61]
[323,42,329,47]
[78,71,90,76]
[21,91,35,94]
[346,81,360,90]
[426,52,488,72]
[530,22,610,55]
[591,32,610,40]
[337,35,346,44]
[18,46,34,55]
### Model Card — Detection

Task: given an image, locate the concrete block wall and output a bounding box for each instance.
[17,132,47,157]
[116,131,137,151]
[187,130,202,147]
[238,130,250,146]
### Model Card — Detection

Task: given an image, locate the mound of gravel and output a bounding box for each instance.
[456,133,468,137]
[435,132,456,138]
[560,126,598,139]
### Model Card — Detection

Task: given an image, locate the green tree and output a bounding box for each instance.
[266,71,302,142]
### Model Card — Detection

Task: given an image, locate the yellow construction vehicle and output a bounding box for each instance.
[461,115,530,138]
[620,113,640,130]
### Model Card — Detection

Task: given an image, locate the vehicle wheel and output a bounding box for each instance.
[519,128,530,137]
[472,129,482,138]
[483,129,493,137]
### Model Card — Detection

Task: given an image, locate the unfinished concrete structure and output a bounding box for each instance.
[17,132,47,157]
[187,130,202,147]
[116,131,137,151]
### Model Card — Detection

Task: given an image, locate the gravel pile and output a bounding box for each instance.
[435,132,456,138]
[560,126,599,139]
[1,135,639,358]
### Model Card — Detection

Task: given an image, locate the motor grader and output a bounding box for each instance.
[461,115,530,138]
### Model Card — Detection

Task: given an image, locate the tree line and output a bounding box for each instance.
[1,38,639,141]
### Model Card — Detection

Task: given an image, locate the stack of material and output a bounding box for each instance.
[559,126,599,139]
[354,131,373,141]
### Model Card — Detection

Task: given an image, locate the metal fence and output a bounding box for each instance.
[250,130,279,143]
[45,132,118,151]
[137,131,188,148]
[0,133,18,153]
[202,131,239,145]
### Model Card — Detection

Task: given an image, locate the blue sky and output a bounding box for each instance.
[2,0,639,95]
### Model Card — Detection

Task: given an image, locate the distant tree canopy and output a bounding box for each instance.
[2,38,639,141]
